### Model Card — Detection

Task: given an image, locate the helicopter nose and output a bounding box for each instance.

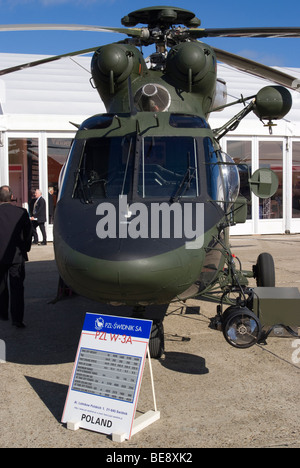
[55,235,204,306]
[54,198,209,305]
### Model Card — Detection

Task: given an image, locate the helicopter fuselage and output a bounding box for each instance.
[54,111,233,306]
[2,5,298,350]
[53,36,293,309]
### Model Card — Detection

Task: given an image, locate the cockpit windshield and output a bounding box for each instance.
[74,136,199,202]
[72,134,239,208]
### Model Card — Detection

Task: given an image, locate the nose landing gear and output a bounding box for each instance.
[149,320,165,359]
[132,305,165,359]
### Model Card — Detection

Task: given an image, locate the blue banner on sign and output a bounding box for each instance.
[83,313,152,340]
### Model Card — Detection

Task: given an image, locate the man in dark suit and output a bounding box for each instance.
[30,188,47,245]
[0,185,32,328]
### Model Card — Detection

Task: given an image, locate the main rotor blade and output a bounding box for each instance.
[0,23,143,37]
[213,47,299,90]
[190,27,300,38]
[0,46,99,76]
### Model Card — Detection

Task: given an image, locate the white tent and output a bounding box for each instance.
[0,53,105,131]
[0,52,299,133]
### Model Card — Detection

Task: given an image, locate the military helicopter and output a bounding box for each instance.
[2,6,300,356]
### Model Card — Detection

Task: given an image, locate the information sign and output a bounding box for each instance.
[62,313,153,440]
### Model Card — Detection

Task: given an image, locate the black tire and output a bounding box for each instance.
[149,320,165,359]
[254,252,275,287]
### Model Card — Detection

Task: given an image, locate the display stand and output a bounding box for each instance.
[62,314,160,442]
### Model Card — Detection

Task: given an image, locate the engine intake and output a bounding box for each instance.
[166,42,216,92]
[91,44,134,94]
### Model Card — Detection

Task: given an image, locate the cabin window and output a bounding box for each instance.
[138,136,199,200]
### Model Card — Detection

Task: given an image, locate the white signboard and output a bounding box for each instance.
[61,313,152,440]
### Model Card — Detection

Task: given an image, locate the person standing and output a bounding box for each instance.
[0,185,32,328]
[30,189,47,245]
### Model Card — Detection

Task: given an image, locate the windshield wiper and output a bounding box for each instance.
[170,166,196,203]
[75,169,92,204]
[121,137,133,196]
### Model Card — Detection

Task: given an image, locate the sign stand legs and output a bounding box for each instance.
[112,346,160,442]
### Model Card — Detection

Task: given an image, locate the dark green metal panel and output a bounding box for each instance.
[54,231,206,306]
[253,287,300,327]
[253,86,292,121]
[249,168,278,199]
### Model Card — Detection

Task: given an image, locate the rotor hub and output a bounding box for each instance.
[121,7,201,29]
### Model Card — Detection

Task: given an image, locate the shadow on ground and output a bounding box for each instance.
[1,259,206,372]
[1,260,105,365]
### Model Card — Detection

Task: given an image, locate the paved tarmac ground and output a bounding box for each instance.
[0,235,300,448]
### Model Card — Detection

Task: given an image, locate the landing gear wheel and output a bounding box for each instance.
[149,320,164,359]
[222,306,262,349]
[253,252,275,287]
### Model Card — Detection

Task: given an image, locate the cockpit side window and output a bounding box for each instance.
[205,137,225,206]
[204,137,240,211]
